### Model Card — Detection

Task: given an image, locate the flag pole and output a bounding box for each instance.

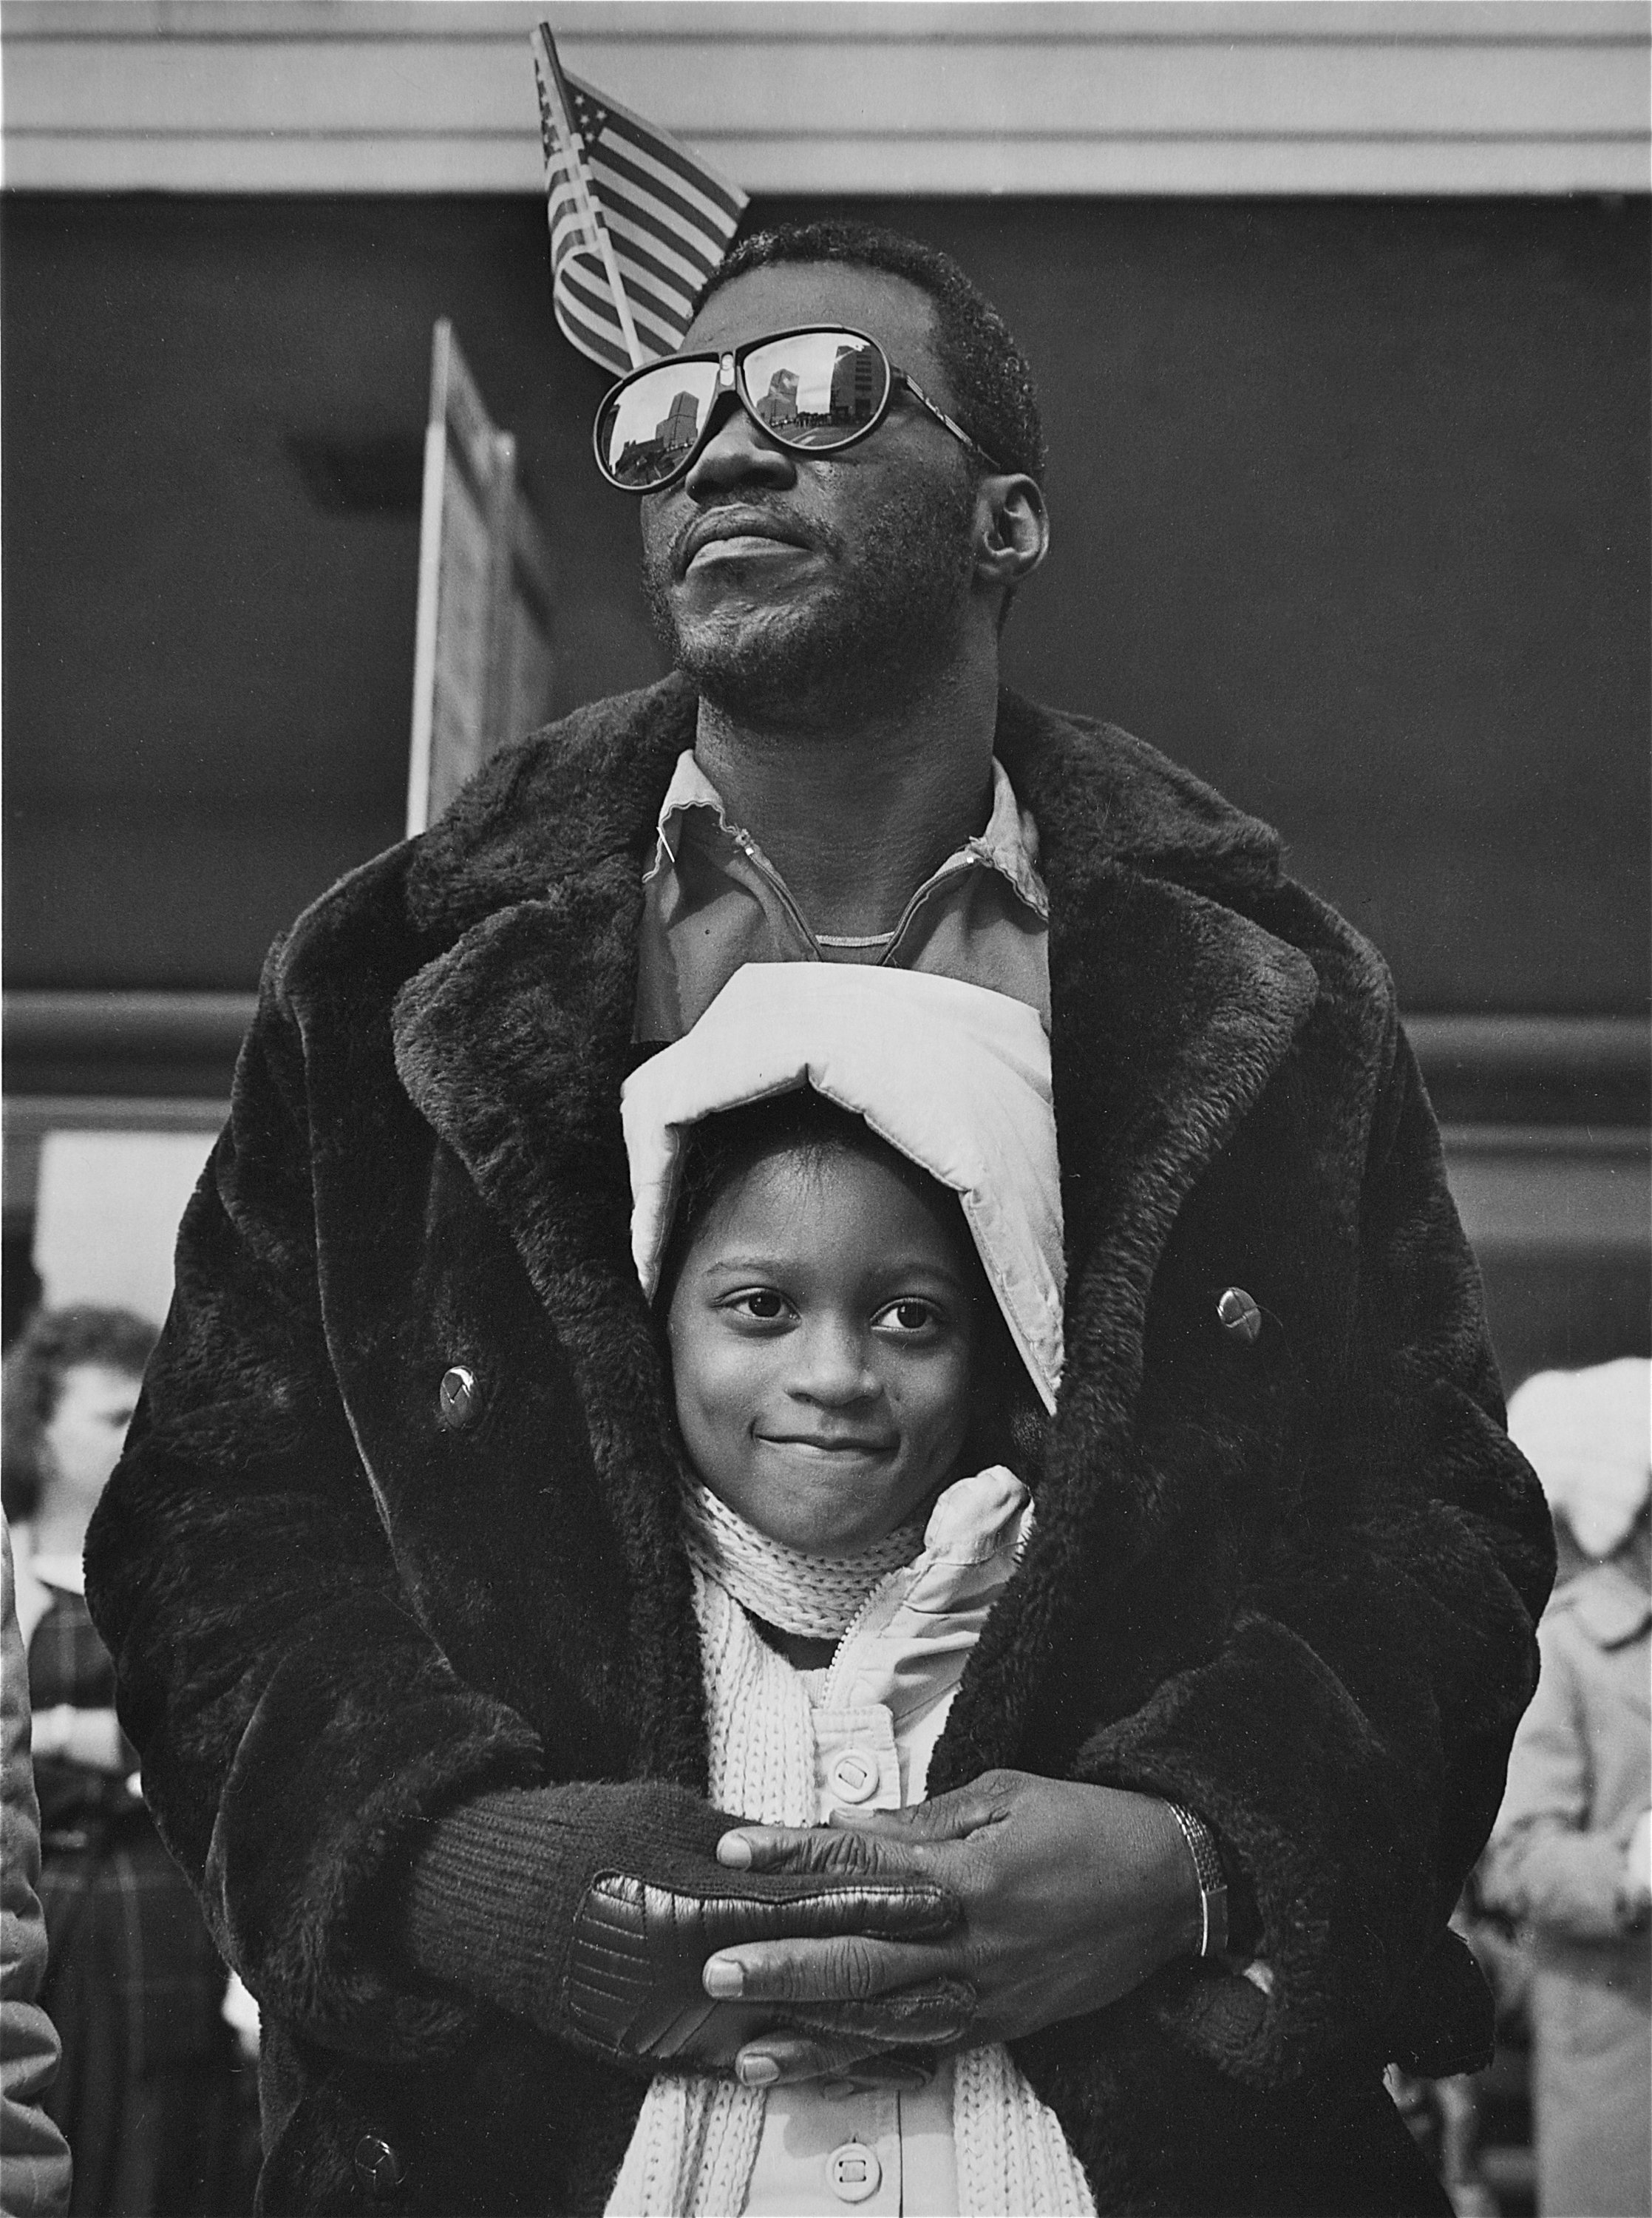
[532,23,646,370]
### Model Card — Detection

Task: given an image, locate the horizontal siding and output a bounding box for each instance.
[3,1,1646,195]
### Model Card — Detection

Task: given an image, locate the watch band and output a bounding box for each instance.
[1166,1802,1229,1960]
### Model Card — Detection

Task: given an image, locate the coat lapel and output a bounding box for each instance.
[998,685,1320,1422]
[390,682,709,1783]
[934,695,1321,1780]
[1047,865,1320,1442]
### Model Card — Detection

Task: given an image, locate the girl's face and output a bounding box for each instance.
[666,1142,979,1555]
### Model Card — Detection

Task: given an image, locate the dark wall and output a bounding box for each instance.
[4,191,1646,1006]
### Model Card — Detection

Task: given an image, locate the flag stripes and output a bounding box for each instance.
[571,262,683,347]
[589,143,732,266]
[558,277,650,373]
[532,21,747,375]
[577,87,745,225]
[597,214,704,317]
[562,265,676,364]
[547,192,584,240]
[598,181,718,293]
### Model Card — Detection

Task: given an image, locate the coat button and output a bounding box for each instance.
[828,1750,880,1804]
[353,2134,406,2201]
[1216,1287,1263,1346]
[827,2140,882,2202]
[438,1365,479,1431]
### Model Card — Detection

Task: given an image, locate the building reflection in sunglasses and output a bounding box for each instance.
[604,336,886,483]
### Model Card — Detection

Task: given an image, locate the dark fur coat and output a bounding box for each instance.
[86,676,1554,2215]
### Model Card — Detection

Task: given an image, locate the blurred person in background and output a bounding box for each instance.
[1484,1357,1651,2218]
[2,1513,74,2218]
[2,1307,249,2218]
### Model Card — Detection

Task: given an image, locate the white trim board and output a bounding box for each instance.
[3,2,1646,197]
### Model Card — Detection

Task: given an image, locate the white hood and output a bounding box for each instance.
[619,963,1065,1412]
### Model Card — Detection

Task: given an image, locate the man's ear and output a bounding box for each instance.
[973,475,1050,595]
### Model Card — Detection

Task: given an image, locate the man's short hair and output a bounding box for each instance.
[699,220,1047,486]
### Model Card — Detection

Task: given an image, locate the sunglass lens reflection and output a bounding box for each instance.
[599,363,719,488]
[741,333,888,450]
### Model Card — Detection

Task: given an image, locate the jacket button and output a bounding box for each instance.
[827,2140,882,2202]
[353,2134,406,2201]
[438,1365,479,1431]
[1216,1287,1263,1346]
[829,1750,880,1805]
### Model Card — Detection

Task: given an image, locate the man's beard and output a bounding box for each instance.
[643,473,979,728]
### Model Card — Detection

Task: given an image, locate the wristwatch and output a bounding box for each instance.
[1166,1801,1230,1960]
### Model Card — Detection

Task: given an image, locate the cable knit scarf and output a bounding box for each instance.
[604,1491,1096,2217]
[677,1479,924,1638]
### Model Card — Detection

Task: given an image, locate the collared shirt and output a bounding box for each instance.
[633,751,1050,1042]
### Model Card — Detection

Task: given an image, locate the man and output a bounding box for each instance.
[87,223,1553,2214]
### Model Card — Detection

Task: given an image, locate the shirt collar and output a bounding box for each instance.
[967,759,1048,920]
[647,750,741,878]
[647,749,1048,921]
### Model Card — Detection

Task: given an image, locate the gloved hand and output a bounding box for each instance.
[705,1770,1200,2085]
[566,1865,970,2066]
[401,1778,972,2070]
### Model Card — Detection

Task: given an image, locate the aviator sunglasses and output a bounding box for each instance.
[592,324,1001,493]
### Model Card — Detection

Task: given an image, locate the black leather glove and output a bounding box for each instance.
[566,1866,969,2064]
[401,1780,972,2069]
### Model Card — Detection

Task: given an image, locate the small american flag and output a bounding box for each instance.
[531,23,747,377]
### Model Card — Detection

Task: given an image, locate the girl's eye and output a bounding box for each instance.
[730,1289,789,1322]
[878,1298,940,1335]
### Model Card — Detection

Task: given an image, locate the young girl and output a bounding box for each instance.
[613,962,1093,2217]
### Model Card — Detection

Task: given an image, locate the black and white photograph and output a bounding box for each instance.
[1,7,1647,2215]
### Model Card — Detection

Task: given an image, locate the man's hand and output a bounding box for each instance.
[704,1771,1202,2086]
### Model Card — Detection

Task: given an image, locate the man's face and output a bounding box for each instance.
[639,261,982,722]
